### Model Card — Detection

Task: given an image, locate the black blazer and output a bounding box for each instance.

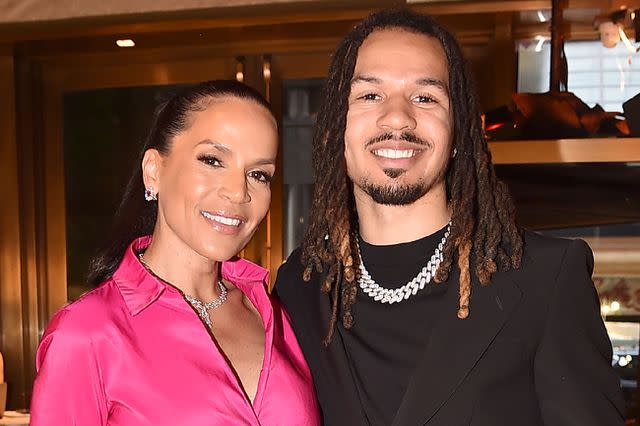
[275,231,625,426]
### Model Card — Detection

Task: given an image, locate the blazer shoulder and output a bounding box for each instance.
[522,229,570,251]
[276,247,305,279]
[274,247,307,298]
[522,230,592,267]
[510,231,594,297]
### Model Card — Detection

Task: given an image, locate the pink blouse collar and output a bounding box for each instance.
[112,236,270,316]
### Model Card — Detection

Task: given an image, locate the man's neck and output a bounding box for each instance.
[354,185,451,245]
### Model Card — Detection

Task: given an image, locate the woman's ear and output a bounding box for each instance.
[142,149,163,198]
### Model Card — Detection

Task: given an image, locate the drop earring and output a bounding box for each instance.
[144,186,157,201]
[452,148,458,158]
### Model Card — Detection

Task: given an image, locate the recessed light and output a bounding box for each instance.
[116,39,135,48]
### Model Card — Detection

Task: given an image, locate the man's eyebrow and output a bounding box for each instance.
[416,77,449,94]
[351,75,382,85]
[351,74,449,94]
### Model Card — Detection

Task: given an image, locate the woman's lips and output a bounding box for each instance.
[201,211,246,235]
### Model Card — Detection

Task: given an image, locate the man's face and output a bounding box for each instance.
[344,28,453,206]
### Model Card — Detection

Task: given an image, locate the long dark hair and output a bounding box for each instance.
[301,8,523,344]
[87,80,273,286]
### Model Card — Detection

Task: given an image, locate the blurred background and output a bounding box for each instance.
[0,0,639,423]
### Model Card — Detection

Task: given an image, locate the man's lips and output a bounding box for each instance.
[372,148,420,159]
[368,141,426,160]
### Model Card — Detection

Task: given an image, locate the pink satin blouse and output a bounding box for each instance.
[30,237,320,426]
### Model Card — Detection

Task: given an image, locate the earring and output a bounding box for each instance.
[144,186,157,201]
[452,148,458,158]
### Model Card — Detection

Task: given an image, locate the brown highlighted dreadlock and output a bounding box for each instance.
[301,8,523,345]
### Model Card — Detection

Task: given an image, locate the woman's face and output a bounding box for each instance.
[143,96,278,262]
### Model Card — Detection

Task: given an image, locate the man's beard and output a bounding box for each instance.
[355,163,447,206]
[359,178,432,206]
[349,130,446,206]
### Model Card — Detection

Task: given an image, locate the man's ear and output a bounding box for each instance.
[142,149,163,196]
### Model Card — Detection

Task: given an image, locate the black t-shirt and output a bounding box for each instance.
[339,225,450,426]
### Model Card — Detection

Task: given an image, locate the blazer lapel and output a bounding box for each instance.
[299,270,369,425]
[392,270,523,426]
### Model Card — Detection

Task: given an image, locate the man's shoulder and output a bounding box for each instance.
[510,230,594,292]
[522,229,592,263]
[274,247,311,300]
[276,246,304,283]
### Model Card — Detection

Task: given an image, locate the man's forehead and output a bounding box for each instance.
[359,27,442,50]
[352,30,449,89]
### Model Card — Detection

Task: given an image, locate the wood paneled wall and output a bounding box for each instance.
[0,50,30,410]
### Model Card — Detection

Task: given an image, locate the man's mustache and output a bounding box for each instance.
[364,131,431,148]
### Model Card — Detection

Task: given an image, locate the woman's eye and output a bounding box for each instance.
[198,155,222,167]
[249,170,273,184]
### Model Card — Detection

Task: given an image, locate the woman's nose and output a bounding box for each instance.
[218,172,251,204]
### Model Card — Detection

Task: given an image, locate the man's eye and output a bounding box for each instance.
[198,155,222,167]
[359,93,380,101]
[415,95,436,103]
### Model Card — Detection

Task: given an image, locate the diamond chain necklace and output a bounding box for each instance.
[138,253,227,327]
[357,222,451,304]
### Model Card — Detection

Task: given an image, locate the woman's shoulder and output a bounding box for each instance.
[42,279,125,341]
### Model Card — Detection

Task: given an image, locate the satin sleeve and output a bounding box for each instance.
[30,308,109,426]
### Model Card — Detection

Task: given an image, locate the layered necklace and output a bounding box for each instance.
[138,253,227,328]
[357,222,451,304]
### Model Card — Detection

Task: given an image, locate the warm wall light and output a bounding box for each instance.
[262,60,271,80]
[116,39,135,48]
[537,10,547,23]
[235,56,245,82]
[618,27,638,53]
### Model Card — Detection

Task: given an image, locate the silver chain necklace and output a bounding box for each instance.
[357,222,451,304]
[138,253,227,327]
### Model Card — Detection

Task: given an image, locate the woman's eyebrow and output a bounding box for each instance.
[196,139,230,154]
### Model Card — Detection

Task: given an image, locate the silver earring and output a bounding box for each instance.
[144,186,157,201]
[452,148,458,158]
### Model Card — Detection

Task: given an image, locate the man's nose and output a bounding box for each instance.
[377,97,417,131]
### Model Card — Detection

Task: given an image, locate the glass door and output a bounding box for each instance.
[269,50,332,268]
[39,55,241,313]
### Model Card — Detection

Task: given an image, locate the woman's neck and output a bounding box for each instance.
[141,233,223,302]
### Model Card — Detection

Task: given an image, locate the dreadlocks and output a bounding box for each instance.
[301,8,523,345]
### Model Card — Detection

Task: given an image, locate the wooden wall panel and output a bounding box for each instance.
[0,53,28,409]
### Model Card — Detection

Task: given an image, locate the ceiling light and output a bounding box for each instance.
[116,39,135,48]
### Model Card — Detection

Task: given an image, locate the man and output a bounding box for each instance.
[275,8,624,426]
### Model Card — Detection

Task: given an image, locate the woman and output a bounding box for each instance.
[30,80,320,425]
